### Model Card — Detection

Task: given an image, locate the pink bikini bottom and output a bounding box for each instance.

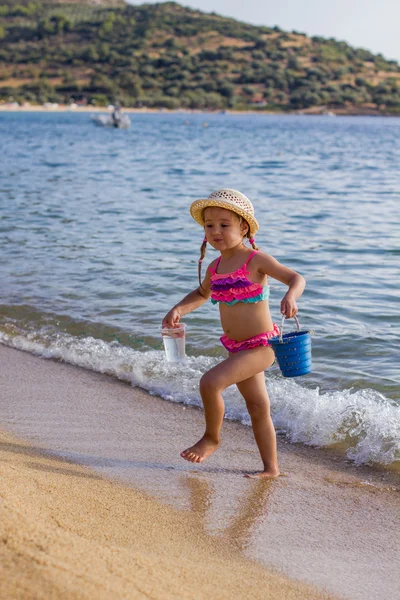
[220,324,280,353]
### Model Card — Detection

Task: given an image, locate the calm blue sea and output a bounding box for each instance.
[0,110,399,466]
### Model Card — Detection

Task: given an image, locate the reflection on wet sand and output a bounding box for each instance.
[182,473,274,551]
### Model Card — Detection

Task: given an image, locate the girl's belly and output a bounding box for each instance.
[219,301,274,341]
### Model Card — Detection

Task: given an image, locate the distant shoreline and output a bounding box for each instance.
[0,104,398,117]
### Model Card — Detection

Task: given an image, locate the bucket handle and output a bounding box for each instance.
[278,314,300,343]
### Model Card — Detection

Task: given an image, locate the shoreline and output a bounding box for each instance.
[0,344,399,600]
[0,103,398,117]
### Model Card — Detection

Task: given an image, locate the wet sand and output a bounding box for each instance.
[0,344,399,599]
[0,430,335,600]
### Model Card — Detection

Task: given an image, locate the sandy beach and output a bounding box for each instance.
[0,103,172,114]
[0,344,399,599]
[0,103,395,116]
[1,432,335,600]
[0,103,276,116]
[0,352,333,600]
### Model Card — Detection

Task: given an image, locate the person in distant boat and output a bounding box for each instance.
[111,104,122,127]
[162,189,305,478]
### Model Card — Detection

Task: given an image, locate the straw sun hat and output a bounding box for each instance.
[190,189,259,236]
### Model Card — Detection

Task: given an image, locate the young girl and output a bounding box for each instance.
[162,189,305,478]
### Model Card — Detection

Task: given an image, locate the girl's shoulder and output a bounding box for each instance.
[250,249,273,264]
[252,248,272,258]
[250,250,277,274]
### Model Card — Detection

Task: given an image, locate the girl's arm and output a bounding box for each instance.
[162,270,211,328]
[257,252,306,318]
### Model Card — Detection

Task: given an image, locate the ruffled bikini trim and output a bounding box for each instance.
[209,257,269,306]
[211,282,262,298]
[211,278,252,290]
[220,325,280,353]
[211,288,270,305]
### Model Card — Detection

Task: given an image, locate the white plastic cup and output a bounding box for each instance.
[161,323,186,363]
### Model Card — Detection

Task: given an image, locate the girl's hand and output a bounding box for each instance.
[280,293,298,319]
[162,308,181,329]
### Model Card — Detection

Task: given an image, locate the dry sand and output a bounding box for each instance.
[0,344,399,600]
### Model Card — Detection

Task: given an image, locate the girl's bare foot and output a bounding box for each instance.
[180,435,220,463]
[244,468,280,479]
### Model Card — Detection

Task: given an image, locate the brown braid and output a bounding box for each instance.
[241,217,259,250]
[246,230,259,250]
[198,238,207,287]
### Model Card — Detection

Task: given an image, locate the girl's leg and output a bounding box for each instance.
[181,346,275,464]
[236,372,279,478]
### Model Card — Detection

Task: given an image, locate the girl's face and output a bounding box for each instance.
[203,207,248,250]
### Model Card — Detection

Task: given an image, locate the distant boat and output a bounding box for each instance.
[91,111,131,129]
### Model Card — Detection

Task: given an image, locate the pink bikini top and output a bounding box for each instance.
[208,251,270,306]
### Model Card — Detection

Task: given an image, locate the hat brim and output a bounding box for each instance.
[190,198,259,236]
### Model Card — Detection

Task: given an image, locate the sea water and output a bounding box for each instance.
[0,110,399,467]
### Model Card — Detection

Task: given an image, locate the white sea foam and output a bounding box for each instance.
[1,330,399,467]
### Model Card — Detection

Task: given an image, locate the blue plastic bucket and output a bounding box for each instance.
[269,315,312,377]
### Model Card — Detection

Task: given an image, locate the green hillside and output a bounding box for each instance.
[0,0,399,112]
